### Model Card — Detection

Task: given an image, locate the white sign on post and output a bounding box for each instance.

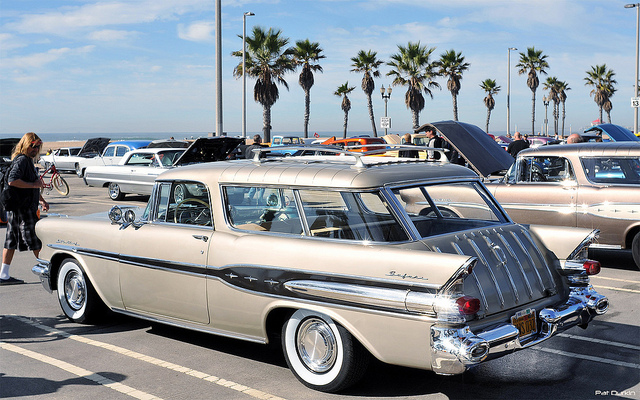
[381,117,391,129]
[632,97,640,108]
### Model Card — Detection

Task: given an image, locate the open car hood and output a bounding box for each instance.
[78,137,110,156]
[173,137,243,166]
[583,124,640,142]
[0,138,20,162]
[423,121,515,178]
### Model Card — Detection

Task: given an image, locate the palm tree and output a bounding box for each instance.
[438,49,470,121]
[584,64,617,125]
[516,47,549,135]
[334,82,356,138]
[293,39,325,139]
[557,80,570,138]
[480,79,501,134]
[232,26,296,142]
[350,50,384,136]
[386,42,440,129]
[542,76,560,135]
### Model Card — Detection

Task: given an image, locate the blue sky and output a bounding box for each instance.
[0,0,636,136]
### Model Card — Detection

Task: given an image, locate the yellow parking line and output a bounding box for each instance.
[0,341,163,400]
[10,315,286,400]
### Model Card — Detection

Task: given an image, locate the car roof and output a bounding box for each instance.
[158,157,479,189]
[517,142,640,157]
[108,140,152,148]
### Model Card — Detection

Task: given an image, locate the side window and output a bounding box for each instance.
[103,146,115,157]
[519,156,574,183]
[116,146,128,157]
[60,149,69,157]
[152,182,211,226]
[126,153,154,166]
[224,186,302,234]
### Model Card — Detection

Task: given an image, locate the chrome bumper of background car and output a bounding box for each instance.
[32,259,52,293]
[430,285,609,375]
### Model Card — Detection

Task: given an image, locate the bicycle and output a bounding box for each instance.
[40,162,70,196]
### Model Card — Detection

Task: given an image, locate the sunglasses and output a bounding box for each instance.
[30,140,42,149]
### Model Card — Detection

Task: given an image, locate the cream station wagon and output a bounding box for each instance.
[33,149,609,392]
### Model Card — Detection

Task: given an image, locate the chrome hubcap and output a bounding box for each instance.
[64,270,86,311]
[296,318,337,373]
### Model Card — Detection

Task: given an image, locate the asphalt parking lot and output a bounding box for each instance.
[1,173,639,400]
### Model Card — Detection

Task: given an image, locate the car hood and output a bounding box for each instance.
[78,137,110,156]
[424,121,515,178]
[0,138,20,162]
[173,137,243,166]
[583,124,640,142]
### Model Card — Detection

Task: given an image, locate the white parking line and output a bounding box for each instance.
[0,341,163,400]
[536,347,640,370]
[558,333,640,351]
[592,285,640,294]
[591,276,640,284]
[10,315,286,400]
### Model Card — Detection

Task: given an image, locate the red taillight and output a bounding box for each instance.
[583,260,601,275]
[456,296,481,315]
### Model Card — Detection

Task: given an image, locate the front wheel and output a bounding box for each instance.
[632,231,640,270]
[108,182,125,201]
[52,174,70,196]
[56,258,105,323]
[75,164,83,178]
[282,309,369,393]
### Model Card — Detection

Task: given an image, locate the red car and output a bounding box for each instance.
[321,136,387,152]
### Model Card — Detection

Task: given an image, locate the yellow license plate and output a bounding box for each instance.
[511,308,537,338]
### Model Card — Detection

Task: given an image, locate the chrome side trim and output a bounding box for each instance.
[284,280,437,315]
[483,235,519,304]
[510,231,546,293]
[568,229,600,259]
[32,258,52,293]
[521,229,557,290]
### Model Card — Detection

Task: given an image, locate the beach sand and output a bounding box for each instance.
[40,141,85,155]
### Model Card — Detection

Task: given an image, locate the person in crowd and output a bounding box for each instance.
[398,133,419,158]
[1,132,49,285]
[567,133,583,144]
[507,131,530,157]
[244,134,266,159]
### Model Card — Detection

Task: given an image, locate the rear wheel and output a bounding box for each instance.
[281,309,369,393]
[632,232,640,270]
[57,258,105,323]
[52,174,70,196]
[75,164,83,177]
[108,182,125,201]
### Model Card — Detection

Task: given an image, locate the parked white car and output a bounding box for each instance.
[39,147,82,172]
[75,140,151,177]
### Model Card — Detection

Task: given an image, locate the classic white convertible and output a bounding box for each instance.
[33,148,608,392]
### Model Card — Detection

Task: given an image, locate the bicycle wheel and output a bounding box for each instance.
[52,174,70,196]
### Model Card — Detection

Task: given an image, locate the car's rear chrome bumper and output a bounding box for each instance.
[430,285,609,375]
[32,259,52,293]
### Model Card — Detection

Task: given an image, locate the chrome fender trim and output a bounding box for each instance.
[32,259,52,293]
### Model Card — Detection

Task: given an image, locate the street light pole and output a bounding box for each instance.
[215,0,222,137]
[507,47,517,137]
[242,12,255,139]
[380,85,392,136]
[625,3,640,135]
[543,95,550,136]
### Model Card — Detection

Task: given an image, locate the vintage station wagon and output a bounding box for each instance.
[33,150,608,392]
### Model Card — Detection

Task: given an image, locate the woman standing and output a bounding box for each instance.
[1,132,49,285]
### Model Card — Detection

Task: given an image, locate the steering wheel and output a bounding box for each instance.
[174,198,211,225]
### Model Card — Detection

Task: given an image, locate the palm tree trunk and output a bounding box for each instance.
[343,111,349,138]
[453,94,459,121]
[412,109,419,130]
[303,89,310,138]
[366,93,377,137]
[486,109,491,133]
[263,105,272,143]
[607,111,612,123]
[599,107,603,125]
[531,91,536,135]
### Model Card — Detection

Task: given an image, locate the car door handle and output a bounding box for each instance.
[192,234,208,242]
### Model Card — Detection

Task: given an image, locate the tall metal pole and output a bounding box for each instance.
[507,47,517,137]
[242,12,254,139]
[625,4,639,134]
[215,0,222,136]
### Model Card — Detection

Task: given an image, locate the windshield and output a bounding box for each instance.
[581,156,640,184]
[393,181,508,238]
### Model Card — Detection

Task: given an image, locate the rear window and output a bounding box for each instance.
[581,157,640,185]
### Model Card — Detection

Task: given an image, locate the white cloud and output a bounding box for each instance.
[87,29,137,42]
[178,21,215,42]
[3,46,95,69]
